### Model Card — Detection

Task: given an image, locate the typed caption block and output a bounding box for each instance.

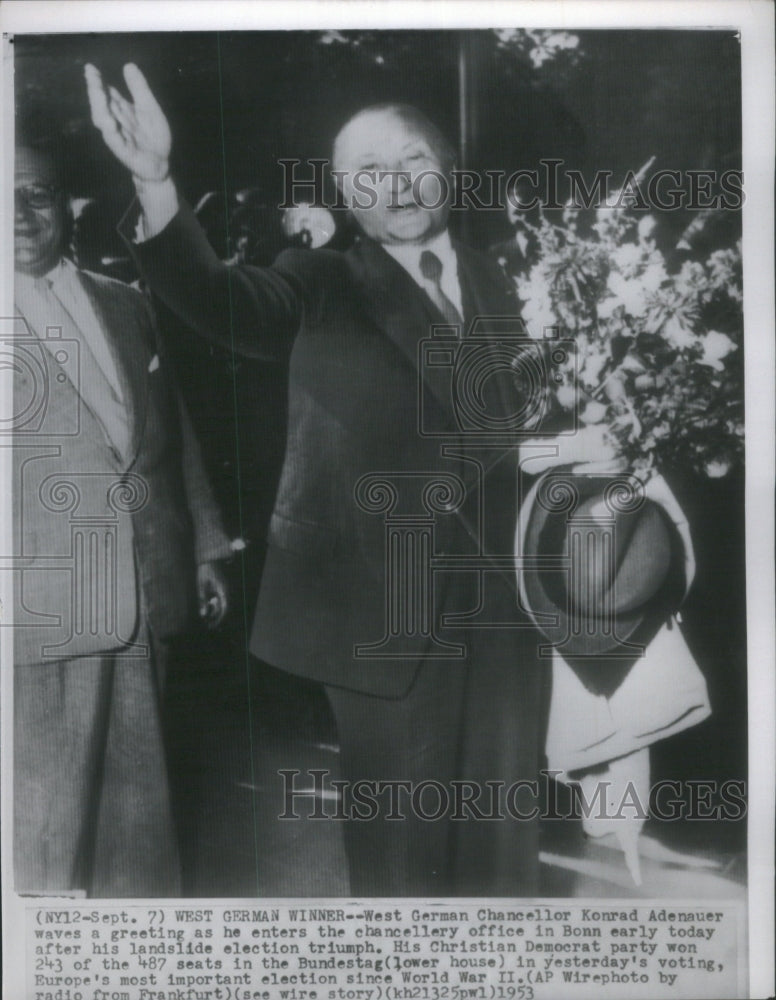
[27,901,744,1000]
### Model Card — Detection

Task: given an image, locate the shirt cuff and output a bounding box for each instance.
[195,525,234,566]
[133,176,179,241]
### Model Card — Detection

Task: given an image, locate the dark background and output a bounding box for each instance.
[15,29,742,246]
[13,29,747,892]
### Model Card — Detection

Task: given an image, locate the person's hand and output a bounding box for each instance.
[84,62,172,184]
[520,424,625,476]
[196,561,228,629]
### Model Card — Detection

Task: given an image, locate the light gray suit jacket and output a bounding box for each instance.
[9,264,230,665]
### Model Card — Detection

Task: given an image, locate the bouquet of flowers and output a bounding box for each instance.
[513,175,743,479]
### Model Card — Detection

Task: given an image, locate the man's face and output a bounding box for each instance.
[15,147,68,276]
[334,110,451,246]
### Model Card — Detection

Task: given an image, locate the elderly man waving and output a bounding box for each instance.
[85,62,690,896]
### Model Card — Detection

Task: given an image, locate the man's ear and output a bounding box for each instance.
[448,162,459,203]
[62,197,76,255]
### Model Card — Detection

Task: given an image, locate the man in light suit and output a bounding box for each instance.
[86,65,686,896]
[11,143,232,897]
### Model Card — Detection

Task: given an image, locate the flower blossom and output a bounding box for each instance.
[699,330,737,371]
[605,272,648,317]
[662,315,697,350]
[637,215,658,240]
[705,458,732,478]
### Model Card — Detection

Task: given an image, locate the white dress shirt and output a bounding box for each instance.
[383,229,464,318]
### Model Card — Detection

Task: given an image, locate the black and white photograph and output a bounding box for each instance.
[1,2,773,999]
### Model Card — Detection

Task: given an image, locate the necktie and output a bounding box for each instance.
[32,276,131,459]
[419,250,463,327]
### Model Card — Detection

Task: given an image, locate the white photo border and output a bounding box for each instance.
[1,3,773,998]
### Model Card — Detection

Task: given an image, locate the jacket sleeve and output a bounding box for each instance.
[134,286,234,566]
[176,389,234,565]
[119,198,305,361]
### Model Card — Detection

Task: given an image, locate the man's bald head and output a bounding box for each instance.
[332,103,456,176]
[331,104,456,246]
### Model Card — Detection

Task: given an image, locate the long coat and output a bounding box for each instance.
[128,209,550,894]
[128,204,539,699]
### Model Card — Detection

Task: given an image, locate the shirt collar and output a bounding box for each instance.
[15,256,66,292]
[44,256,74,288]
[382,229,456,276]
[16,256,69,290]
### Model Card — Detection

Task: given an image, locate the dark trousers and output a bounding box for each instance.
[325,624,542,897]
[326,658,466,896]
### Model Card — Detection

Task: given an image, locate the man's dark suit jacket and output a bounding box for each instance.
[128,204,536,699]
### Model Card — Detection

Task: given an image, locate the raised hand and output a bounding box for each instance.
[84,62,172,183]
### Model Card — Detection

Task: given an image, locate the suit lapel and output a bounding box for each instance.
[346,237,461,423]
[345,235,528,438]
[11,305,103,447]
[455,239,518,322]
[455,241,526,426]
[344,237,525,574]
[76,270,148,467]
